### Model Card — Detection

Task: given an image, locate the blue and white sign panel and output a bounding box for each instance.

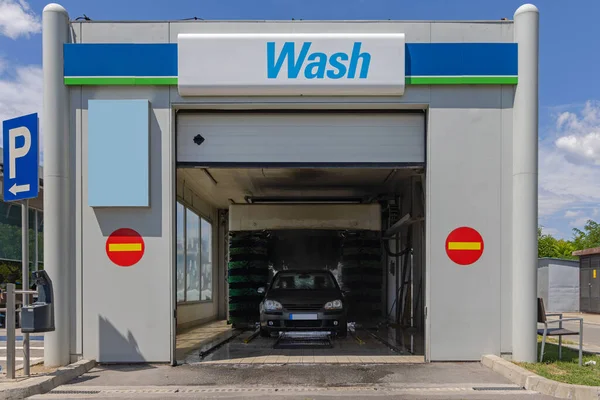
[177,33,405,96]
[2,113,39,202]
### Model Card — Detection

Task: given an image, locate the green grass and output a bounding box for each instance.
[545,336,578,346]
[516,338,600,386]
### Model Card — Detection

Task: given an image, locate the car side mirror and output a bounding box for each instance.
[257,287,266,295]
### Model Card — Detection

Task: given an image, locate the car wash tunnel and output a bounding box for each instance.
[174,112,427,364]
[175,164,426,364]
[39,4,540,367]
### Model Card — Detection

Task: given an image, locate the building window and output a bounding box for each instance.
[176,200,213,303]
[176,202,185,302]
[186,209,200,302]
[201,218,212,301]
[0,201,44,289]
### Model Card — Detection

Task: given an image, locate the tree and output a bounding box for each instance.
[538,220,600,260]
[552,239,576,260]
[538,226,578,260]
[572,220,600,251]
[538,226,558,258]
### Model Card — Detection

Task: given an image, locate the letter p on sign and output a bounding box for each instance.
[9,127,31,179]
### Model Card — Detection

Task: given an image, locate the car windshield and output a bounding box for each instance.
[271,272,337,290]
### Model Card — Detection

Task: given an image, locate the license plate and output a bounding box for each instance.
[290,313,318,320]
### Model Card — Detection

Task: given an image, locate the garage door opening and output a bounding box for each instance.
[174,111,425,364]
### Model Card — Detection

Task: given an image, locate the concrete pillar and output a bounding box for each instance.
[512,3,539,363]
[42,3,71,367]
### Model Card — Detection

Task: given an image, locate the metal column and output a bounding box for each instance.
[512,3,539,363]
[42,3,71,367]
[34,209,39,272]
[22,200,30,375]
[6,284,16,379]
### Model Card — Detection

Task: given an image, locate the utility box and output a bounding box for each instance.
[573,248,600,314]
[21,270,55,333]
[537,258,580,313]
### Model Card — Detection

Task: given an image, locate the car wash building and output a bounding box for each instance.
[40,3,540,366]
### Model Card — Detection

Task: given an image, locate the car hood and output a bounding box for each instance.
[265,289,342,305]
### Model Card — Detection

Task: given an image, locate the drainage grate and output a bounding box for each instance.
[273,332,333,349]
[472,386,524,391]
[51,390,101,395]
[274,337,333,349]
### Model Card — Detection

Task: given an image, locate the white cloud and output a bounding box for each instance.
[0,63,43,134]
[538,146,600,215]
[541,226,560,236]
[538,188,574,217]
[564,210,582,218]
[0,0,41,39]
[570,217,591,228]
[554,101,600,166]
[538,101,600,233]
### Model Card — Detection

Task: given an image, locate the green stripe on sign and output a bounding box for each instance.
[406,76,518,85]
[64,77,178,85]
[64,76,517,86]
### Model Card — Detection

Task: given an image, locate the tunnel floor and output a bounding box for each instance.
[182,328,424,365]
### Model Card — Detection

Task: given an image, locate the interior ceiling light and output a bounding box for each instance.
[246,196,363,204]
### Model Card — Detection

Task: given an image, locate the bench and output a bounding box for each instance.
[537,297,583,366]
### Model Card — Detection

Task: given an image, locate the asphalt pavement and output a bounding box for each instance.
[561,317,600,351]
[31,387,556,399]
[15,313,600,398]
[30,363,557,399]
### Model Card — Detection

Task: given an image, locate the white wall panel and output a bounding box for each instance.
[81,87,173,363]
[427,87,504,361]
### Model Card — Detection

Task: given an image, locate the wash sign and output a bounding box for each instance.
[178,33,405,96]
[267,42,371,80]
[2,113,39,202]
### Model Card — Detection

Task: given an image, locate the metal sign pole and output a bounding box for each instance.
[3,111,40,373]
[6,284,16,379]
[22,200,30,376]
[34,209,39,272]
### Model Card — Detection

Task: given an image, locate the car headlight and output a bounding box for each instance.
[324,299,343,310]
[264,299,282,311]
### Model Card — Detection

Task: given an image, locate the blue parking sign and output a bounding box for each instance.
[2,113,39,202]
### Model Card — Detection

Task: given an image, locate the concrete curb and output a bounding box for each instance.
[13,359,44,373]
[0,359,96,400]
[563,343,600,355]
[482,355,600,400]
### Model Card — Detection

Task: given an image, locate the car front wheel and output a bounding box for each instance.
[260,327,270,338]
[337,323,348,338]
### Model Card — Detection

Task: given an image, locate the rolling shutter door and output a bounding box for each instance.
[177,112,424,167]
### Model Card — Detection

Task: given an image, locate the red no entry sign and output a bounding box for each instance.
[445,227,484,266]
[106,228,145,267]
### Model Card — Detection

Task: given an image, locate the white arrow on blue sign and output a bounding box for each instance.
[2,113,39,202]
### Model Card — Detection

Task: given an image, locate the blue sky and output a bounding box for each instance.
[1,0,599,239]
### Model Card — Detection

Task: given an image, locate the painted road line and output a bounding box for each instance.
[0,336,44,341]
[0,346,44,350]
[0,357,44,361]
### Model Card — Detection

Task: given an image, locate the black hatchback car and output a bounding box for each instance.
[258,270,347,338]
